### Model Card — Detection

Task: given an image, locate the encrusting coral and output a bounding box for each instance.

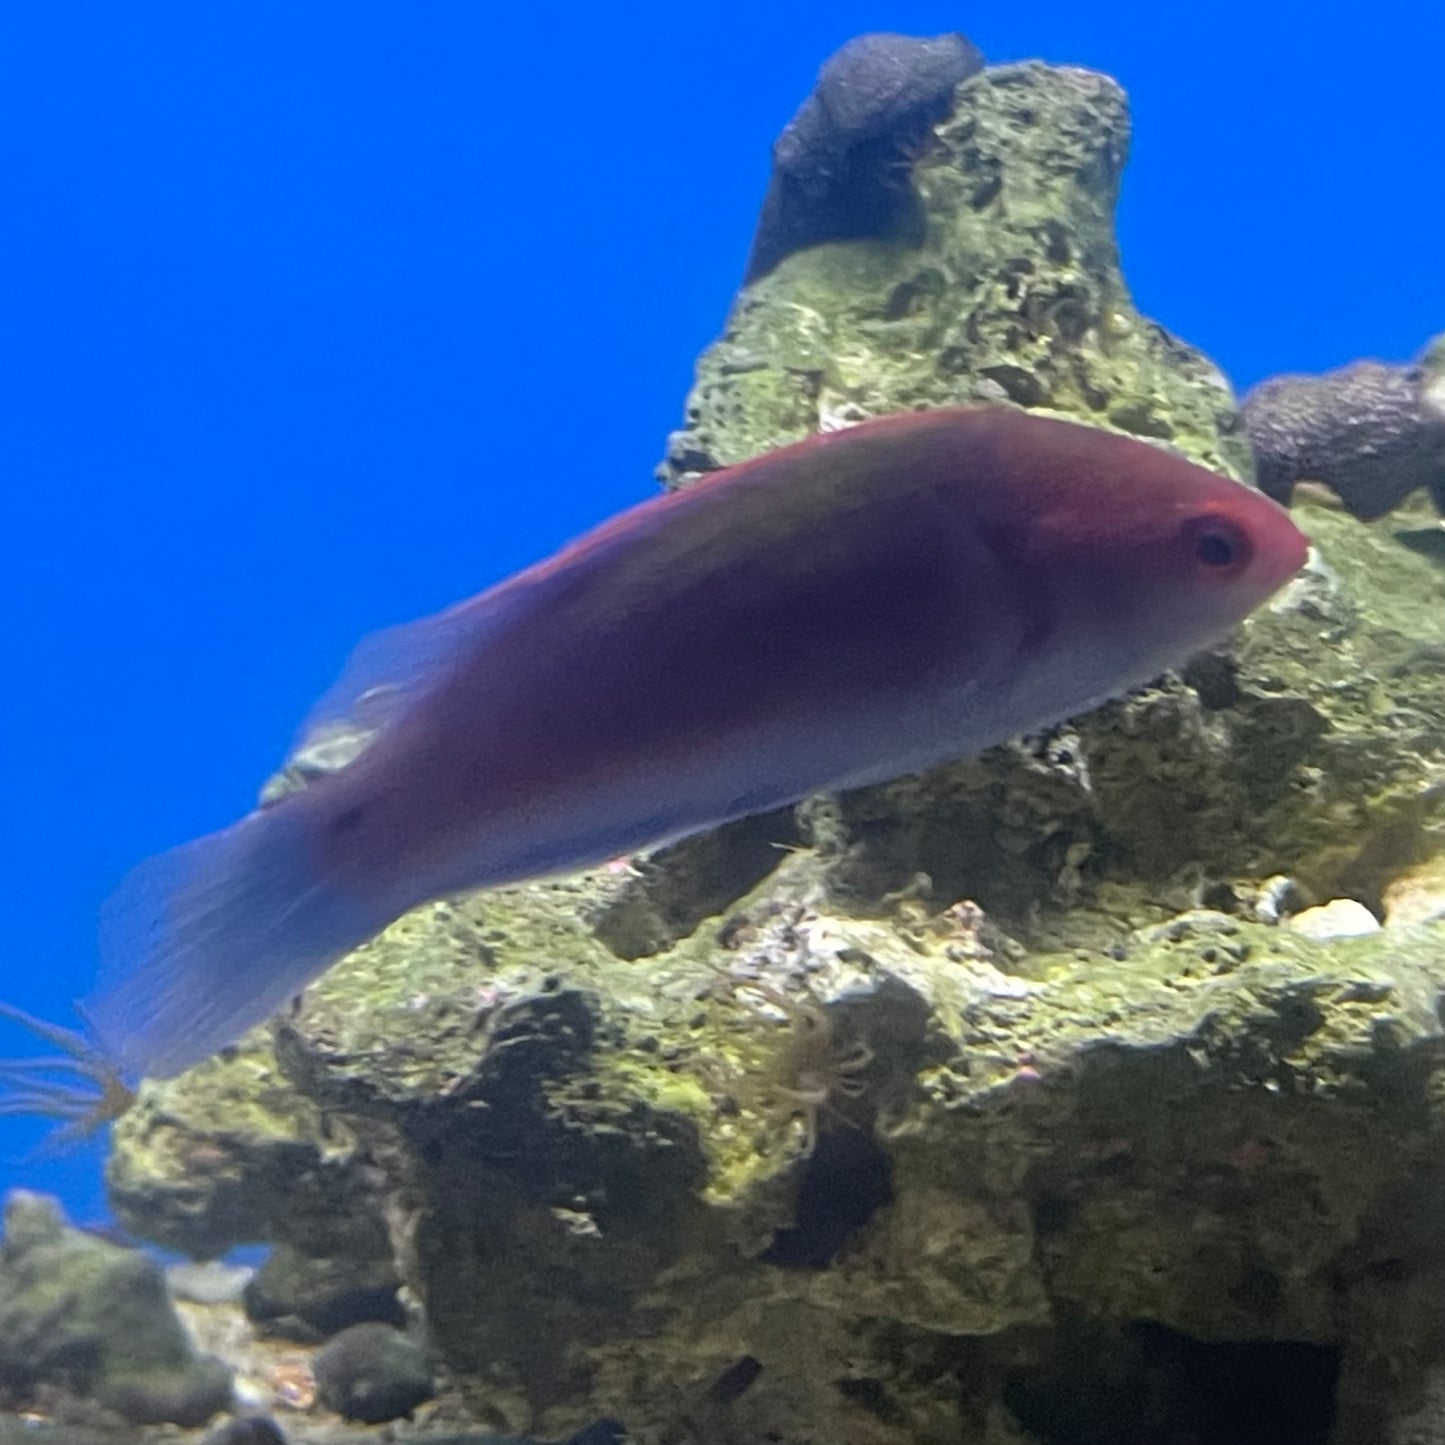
[1242,343,1445,519]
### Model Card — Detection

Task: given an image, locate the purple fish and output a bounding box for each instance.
[89,407,1307,1079]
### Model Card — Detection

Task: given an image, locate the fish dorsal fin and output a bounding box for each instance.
[292,591,505,757]
[290,500,656,770]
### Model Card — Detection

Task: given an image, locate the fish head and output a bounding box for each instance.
[971,415,1310,695]
[1091,466,1308,657]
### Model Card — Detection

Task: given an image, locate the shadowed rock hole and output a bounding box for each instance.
[591,809,800,960]
[1034,1191,1073,1236]
[1181,651,1243,711]
[1398,521,1445,558]
[1200,881,1242,914]
[1004,1322,1338,1445]
[835,1374,903,1424]
[762,1128,893,1269]
[1228,1266,1283,1320]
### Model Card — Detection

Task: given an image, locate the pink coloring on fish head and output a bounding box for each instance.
[931,408,1309,682]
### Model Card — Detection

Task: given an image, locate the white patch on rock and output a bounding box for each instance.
[1288,899,1382,941]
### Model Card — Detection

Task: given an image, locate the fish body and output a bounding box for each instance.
[90,407,1307,1078]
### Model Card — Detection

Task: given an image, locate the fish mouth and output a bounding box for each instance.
[1256,496,1311,594]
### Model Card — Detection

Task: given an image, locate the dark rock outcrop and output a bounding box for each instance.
[0,1191,231,1427]
[1243,349,1445,518]
[312,1323,433,1424]
[744,31,984,283]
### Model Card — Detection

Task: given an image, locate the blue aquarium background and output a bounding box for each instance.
[0,0,1440,1222]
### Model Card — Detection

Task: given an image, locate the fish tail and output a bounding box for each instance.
[87,802,382,1080]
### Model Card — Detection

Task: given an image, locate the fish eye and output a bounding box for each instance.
[1184,515,1251,574]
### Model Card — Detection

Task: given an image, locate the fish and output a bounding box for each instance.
[85,406,1308,1081]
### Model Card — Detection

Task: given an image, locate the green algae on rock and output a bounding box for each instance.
[99,49,1445,1445]
[107,893,1445,1441]
[662,62,1250,487]
[0,1191,232,1427]
[107,1033,397,1271]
